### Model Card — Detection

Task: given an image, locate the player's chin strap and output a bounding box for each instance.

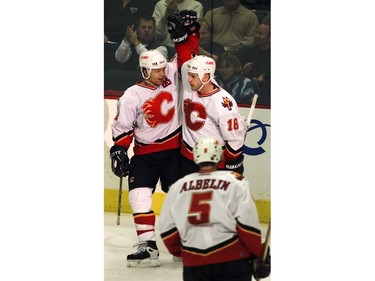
[197,79,211,92]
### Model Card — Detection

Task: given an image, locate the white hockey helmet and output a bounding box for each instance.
[186,55,216,83]
[193,137,223,165]
[139,49,167,79]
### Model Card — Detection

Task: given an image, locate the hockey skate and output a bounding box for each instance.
[127,240,160,267]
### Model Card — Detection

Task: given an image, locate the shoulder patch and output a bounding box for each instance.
[221,96,233,111]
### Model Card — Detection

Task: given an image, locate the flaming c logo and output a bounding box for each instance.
[184,99,206,131]
[142,92,175,128]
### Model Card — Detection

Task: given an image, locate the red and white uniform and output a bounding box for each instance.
[159,170,262,267]
[175,35,245,168]
[111,59,181,154]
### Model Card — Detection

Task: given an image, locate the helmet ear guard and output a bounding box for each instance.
[193,137,222,165]
[139,49,167,79]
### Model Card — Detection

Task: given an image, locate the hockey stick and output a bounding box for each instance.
[245,94,258,139]
[116,176,123,225]
[261,221,271,262]
[254,221,271,281]
[247,94,258,129]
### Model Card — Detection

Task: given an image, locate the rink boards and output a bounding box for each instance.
[104,97,271,222]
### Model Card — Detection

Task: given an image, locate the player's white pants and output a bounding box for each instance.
[129,188,156,241]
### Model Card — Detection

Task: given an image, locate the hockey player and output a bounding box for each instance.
[159,137,267,281]
[166,13,246,178]
[110,48,181,267]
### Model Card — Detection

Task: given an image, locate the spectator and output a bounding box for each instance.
[236,22,270,106]
[153,0,203,48]
[159,136,268,281]
[104,0,156,43]
[203,0,259,51]
[197,18,225,61]
[215,51,255,104]
[110,49,182,267]
[115,15,168,69]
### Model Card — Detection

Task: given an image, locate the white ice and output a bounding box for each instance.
[104,212,271,281]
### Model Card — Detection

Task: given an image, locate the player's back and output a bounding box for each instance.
[164,169,258,266]
[167,170,247,248]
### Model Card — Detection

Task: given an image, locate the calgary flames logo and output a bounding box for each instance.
[142,92,175,128]
[221,96,233,111]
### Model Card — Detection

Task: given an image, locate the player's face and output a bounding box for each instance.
[148,68,166,86]
[187,72,203,91]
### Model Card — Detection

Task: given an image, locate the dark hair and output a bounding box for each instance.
[216,52,242,75]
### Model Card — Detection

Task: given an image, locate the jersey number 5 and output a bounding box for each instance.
[188,191,213,225]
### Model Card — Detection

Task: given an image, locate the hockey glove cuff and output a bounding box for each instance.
[225,154,244,174]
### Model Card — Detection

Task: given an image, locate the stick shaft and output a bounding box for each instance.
[247,94,259,128]
[261,221,271,262]
[116,177,123,225]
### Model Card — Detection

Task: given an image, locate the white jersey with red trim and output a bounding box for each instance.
[111,59,181,155]
[159,170,262,267]
[180,62,245,164]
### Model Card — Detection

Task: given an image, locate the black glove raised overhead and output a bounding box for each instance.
[167,13,188,43]
[225,154,244,174]
[179,9,200,34]
[110,145,130,178]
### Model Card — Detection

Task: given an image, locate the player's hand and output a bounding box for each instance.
[253,247,271,279]
[225,154,244,174]
[179,10,200,34]
[110,145,130,178]
[167,13,188,43]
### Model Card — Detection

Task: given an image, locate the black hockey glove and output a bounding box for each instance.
[225,154,244,174]
[167,13,188,43]
[110,145,130,178]
[179,9,200,34]
[253,247,271,279]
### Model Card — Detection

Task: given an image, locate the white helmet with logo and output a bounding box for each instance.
[193,137,222,164]
[186,55,216,84]
[139,49,167,79]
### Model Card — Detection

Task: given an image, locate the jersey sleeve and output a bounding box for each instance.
[232,178,263,257]
[212,93,245,161]
[111,91,137,149]
[174,33,200,69]
[159,189,182,257]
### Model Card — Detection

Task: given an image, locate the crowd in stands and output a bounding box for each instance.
[104,0,271,106]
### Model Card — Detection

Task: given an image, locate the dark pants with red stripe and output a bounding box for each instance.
[183,258,252,281]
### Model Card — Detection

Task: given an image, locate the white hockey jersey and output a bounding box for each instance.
[180,62,245,167]
[159,170,263,267]
[111,59,181,155]
[172,34,245,168]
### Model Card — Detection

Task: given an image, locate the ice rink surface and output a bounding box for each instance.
[104,212,271,281]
